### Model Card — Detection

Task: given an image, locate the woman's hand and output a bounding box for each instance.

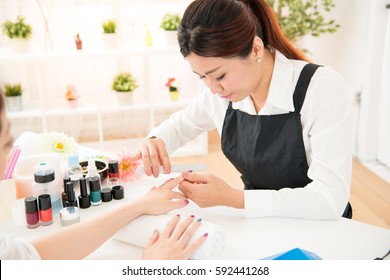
[179,172,244,208]
[132,137,171,178]
[142,215,207,260]
[136,175,189,216]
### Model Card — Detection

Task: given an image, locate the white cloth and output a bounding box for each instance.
[148,50,353,220]
[0,232,41,260]
[114,214,225,260]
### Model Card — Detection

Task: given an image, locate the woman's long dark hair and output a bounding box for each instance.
[178,0,308,61]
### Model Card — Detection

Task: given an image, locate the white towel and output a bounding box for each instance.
[114,214,225,260]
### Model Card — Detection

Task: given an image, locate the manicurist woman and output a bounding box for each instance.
[135,0,353,219]
[0,92,206,260]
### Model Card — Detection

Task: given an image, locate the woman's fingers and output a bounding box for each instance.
[141,138,171,178]
[159,175,184,190]
[156,140,171,174]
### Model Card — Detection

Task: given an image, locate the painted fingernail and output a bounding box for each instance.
[187,170,193,173]
[176,214,180,217]
[190,215,195,218]
[196,218,202,222]
[184,199,189,205]
[203,233,208,237]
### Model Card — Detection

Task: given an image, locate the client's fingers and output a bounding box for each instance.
[160,214,181,239]
[183,233,208,256]
[170,216,195,241]
[159,175,184,190]
[145,229,160,248]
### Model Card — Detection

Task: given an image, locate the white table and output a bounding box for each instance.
[1,174,389,260]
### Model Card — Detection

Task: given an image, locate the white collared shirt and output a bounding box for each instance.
[149,50,353,220]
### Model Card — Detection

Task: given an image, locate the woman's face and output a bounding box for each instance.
[0,109,13,175]
[186,52,261,102]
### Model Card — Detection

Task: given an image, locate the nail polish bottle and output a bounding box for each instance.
[32,162,61,215]
[38,194,53,226]
[60,206,80,227]
[65,181,78,207]
[62,176,71,207]
[24,196,39,229]
[108,160,119,179]
[78,177,91,209]
[88,176,102,206]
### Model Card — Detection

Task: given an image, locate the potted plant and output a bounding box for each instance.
[1,16,32,53]
[266,0,340,51]
[160,13,181,46]
[3,83,23,112]
[102,19,117,49]
[65,85,79,108]
[165,77,179,101]
[112,72,138,105]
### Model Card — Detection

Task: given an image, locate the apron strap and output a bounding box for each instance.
[293,63,322,114]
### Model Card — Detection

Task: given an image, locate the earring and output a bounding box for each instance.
[257,57,262,63]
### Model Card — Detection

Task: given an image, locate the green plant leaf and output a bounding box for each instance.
[3,83,22,96]
[160,13,181,31]
[112,72,138,92]
[1,16,32,39]
[266,0,340,43]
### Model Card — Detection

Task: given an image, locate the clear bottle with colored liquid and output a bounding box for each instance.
[32,162,62,215]
[87,159,102,206]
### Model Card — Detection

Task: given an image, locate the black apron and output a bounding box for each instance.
[221,63,352,218]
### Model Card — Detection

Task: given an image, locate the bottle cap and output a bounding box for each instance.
[101,187,112,202]
[63,176,71,187]
[66,182,75,202]
[34,163,55,183]
[88,176,101,192]
[78,194,91,209]
[24,197,38,213]
[112,185,124,200]
[38,194,52,211]
[108,160,119,173]
[79,177,88,197]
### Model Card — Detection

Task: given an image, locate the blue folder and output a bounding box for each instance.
[262,248,322,260]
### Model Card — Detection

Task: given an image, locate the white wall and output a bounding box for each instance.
[298,0,389,163]
[1,0,387,162]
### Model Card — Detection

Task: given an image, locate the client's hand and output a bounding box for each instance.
[142,215,207,260]
[136,175,188,216]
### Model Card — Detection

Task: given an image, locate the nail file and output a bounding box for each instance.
[136,163,208,175]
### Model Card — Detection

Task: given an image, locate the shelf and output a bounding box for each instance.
[0,46,181,64]
[7,108,43,119]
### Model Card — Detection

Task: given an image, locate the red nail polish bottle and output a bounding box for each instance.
[108,160,119,179]
[24,197,40,229]
[38,194,53,226]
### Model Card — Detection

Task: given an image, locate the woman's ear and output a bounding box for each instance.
[252,36,264,61]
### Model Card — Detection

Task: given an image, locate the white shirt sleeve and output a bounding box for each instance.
[245,66,353,219]
[0,232,41,260]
